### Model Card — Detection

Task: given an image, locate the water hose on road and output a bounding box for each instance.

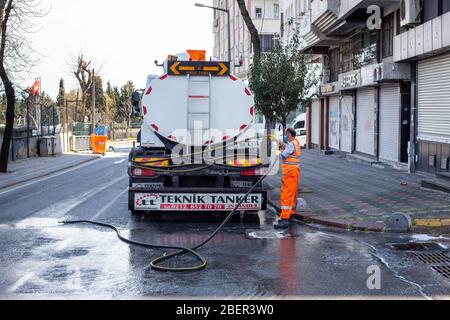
[61,156,279,272]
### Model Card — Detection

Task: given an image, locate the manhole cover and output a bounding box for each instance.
[413,251,450,281]
[432,265,450,279]
[415,252,450,264]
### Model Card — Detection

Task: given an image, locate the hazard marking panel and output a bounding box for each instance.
[134,193,262,211]
[167,61,230,76]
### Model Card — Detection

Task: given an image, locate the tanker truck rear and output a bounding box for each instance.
[128,50,269,215]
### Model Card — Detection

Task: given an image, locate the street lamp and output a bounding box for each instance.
[195,2,231,63]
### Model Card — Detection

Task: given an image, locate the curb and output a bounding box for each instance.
[0,156,101,191]
[268,198,450,234]
[268,198,386,233]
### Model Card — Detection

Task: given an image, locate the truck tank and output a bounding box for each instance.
[141,67,255,148]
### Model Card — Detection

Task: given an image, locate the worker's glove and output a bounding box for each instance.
[276,150,282,156]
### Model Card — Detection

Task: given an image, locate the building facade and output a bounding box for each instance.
[213,0,281,80]
[287,0,414,169]
[394,0,450,174]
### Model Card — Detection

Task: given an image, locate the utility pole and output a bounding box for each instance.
[226,0,231,64]
[91,69,96,134]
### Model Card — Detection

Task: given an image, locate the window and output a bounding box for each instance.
[329,49,340,82]
[274,4,280,19]
[294,121,305,130]
[260,34,277,52]
[255,7,263,19]
[352,30,378,69]
[382,13,395,58]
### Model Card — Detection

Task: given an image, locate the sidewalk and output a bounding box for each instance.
[264,150,450,234]
[0,153,100,190]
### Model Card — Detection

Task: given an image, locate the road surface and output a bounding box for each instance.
[0,147,449,299]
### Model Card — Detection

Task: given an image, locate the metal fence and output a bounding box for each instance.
[72,122,92,136]
[70,136,91,152]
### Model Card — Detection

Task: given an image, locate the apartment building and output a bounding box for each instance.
[393,0,450,175]
[287,0,414,169]
[213,0,281,80]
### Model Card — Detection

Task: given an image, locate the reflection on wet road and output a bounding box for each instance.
[0,151,449,299]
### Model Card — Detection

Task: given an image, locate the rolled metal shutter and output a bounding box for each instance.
[340,95,353,153]
[311,100,320,145]
[418,53,450,144]
[356,88,376,156]
[379,84,401,162]
[328,96,340,150]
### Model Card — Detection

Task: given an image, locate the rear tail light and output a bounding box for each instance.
[240,169,256,177]
[132,168,157,177]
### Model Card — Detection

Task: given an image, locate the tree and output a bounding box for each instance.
[56,78,65,107]
[236,0,261,61]
[0,0,44,172]
[86,75,105,115]
[0,0,16,172]
[118,81,135,136]
[249,23,318,132]
[73,54,94,121]
[104,81,118,124]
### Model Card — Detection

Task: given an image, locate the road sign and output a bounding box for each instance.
[167,61,230,76]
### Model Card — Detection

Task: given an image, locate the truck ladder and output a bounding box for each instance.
[187,75,212,144]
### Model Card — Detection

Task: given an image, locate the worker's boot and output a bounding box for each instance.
[274,219,290,229]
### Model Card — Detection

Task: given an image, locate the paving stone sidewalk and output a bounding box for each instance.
[0,153,100,190]
[264,150,450,233]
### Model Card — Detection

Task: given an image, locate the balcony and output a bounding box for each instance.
[311,0,340,32]
[394,11,450,62]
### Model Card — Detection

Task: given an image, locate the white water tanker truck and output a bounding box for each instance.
[128,50,269,215]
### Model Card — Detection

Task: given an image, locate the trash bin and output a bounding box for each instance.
[90,134,108,155]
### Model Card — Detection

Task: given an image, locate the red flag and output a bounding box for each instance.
[28,80,40,96]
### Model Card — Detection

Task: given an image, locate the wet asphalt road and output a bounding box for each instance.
[0,148,449,299]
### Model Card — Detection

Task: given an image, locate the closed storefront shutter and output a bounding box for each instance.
[328,96,340,150]
[418,53,450,144]
[340,95,353,153]
[356,88,376,156]
[379,84,401,162]
[311,100,320,145]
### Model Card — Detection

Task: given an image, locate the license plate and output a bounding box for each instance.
[231,181,254,188]
[134,193,262,211]
[132,183,164,189]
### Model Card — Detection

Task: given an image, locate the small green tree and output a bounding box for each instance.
[118,81,135,137]
[56,78,65,107]
[249,24,318,132]
[86,75,105,114]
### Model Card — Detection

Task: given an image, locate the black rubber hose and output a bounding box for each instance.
[61,157,278,272]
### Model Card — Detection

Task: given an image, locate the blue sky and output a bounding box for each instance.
[25,0,214,97]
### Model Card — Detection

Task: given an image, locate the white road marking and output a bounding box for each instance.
[0,158,101,196]
[91,187,129,220]
[55,174,128,219]
[114,159,126,165]
[7,272,35,293]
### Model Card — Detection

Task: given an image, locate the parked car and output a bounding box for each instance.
[276,113,307,147]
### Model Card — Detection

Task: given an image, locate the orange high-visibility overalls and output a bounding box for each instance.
[280,139,301,220]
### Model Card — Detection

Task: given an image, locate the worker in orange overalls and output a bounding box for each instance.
[274,128,301,229]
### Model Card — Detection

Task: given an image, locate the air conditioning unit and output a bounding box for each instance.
[400,0,422,27]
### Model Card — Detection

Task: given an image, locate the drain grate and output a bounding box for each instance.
[432,265,450,279]
[414,252,450,264]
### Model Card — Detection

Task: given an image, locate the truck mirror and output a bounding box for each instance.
[132,91,141,116]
